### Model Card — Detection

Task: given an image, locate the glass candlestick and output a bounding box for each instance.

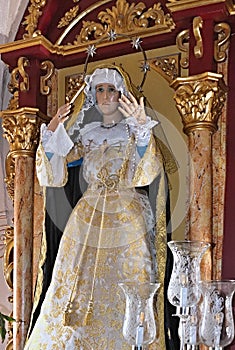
[118,282,160,349]
[184,306,201,348]
[167,240,210,350]
[199,280,235,349]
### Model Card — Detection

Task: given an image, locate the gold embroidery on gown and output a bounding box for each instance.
[26,122,166,350]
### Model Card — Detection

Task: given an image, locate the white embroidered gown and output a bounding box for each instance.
[25,119,163,350]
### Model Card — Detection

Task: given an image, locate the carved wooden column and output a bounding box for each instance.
[171,72,227,280]
[1,107,44,349]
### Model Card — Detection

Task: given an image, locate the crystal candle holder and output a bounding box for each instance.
[167,240,210,350]
[167,240,210,308]
[199,280,235,350]
[119,282,160,349]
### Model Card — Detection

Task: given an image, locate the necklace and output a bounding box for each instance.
[101,121,117,129]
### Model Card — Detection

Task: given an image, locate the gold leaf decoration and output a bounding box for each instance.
[22,0,46,39]
[65,73,84,102]
[214,22,231,63]
[193,16,203,59]
[5,154,15,201]
[149,55,180,83]
[176,29,189,69]
[40,60,55,95]
[3,115,37,152]
[7,69,20,111]
[73,0,175,44]
[171,73,227,134]
[57,5,80,29]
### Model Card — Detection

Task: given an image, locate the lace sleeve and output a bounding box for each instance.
[36,123,74,187]
[125,116,159,146]
[41,123,74,156]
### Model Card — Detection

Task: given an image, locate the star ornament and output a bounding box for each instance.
[131,37,142,50]
[107,30,117,41]
[86,45,96,57]
[140,62,150,73]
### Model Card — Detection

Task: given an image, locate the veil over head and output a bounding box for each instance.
[66,63,178,175]
[67,66,129,139]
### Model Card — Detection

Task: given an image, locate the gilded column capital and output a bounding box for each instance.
[1,107,49,155]
[0,107,49,200]
[170,72,227,134]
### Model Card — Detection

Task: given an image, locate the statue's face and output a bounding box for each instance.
[95,83,120,116]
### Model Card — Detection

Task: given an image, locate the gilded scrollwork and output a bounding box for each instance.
[65,73,84,102]
[148,55,180,83]
[3,227,14,292]
[19,57,30,91]
[10,57,30,93]
[57,5,79,28]
[176,29,189,69]
[73,0,175,44]
[2,226,14,350]
[5,154,15,201]
[167,0,224,11]
[7,71,19,111]
[214,22,231,62]
[170,73,227,134]
[22,0,46,39]
[193,16,203,59]
[40,60,55,95]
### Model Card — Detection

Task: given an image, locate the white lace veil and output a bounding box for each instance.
[66,64,178,174]
[67,68,129,140]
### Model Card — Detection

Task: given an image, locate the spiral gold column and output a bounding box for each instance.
[170,72,227,280]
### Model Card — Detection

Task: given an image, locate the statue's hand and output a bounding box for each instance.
[48,103,72,131]
[118,92,146,125]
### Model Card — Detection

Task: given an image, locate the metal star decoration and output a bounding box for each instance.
[140,61,150,73]
[107,30,117,41]
[131,37,142,50]
[86,45,96,57]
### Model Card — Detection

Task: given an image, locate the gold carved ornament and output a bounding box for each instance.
[78,1,175,44]
[10,57,30,92]
[65,73,85,103]
[4,155,15,201]
[57,5,79,28]
[55,0,175,46]
[1,53,53,199]
[55,0,112,45]
[167,0,226,11]
[176,21,231,68]
[7,71,20,111]
[193,16,203,59]
[3,226,14,350]
[2,111,40,153]
[40,60,55,95]
[3,227,14,292]
[1,108,49,200]
[170,72,227,135]
[214,22,231,62]
[176,29,189,69]
[148,55,180,83]
[6,56,31,110]
[22,0,46,39]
